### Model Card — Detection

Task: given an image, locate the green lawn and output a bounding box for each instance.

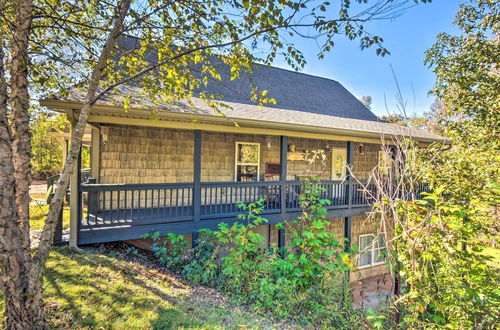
[29,203,70,230]
[0,247,277,329]
[481,247,500,270]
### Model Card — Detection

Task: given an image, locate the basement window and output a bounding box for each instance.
[235,142,260,182]
[357,234,387,268]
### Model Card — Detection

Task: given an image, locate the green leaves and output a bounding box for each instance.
[19,0,413,117]
[425,0,500,148]
[144,181,361,326]
[391,189,500,328]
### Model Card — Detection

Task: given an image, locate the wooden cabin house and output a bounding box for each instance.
[41,48,444,280]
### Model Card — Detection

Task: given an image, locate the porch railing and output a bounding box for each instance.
[79,179,432,231]
[79,180,355,230]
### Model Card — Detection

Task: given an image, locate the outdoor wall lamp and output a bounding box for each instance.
[359,143,365,154]
[100,125,110,144]
[265,135,272,150]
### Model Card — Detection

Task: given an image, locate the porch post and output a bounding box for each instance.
[346,141,354,209]
[90,126,100,181]
[278,135,288,249]
[192,130,202,247]
[344,141,354,253]
[344,216,352,252]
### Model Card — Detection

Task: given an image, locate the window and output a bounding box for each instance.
[235,142,260,181]
[357,234,387,268]
[331,148,347,180]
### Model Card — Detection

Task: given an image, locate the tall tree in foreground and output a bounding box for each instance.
[0,0,432,327]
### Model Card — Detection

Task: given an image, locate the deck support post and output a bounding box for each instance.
[278,135,288,249]
[344,216,352,252]
[192,130,202,247]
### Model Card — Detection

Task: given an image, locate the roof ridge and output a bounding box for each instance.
[251,61,342,84]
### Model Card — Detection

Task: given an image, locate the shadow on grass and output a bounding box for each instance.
[1,247,267,329]
[40,247,194,328]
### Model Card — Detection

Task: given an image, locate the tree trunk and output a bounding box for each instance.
[2,0,130,326]
[10,0,34,267]
[27,0,132,326]
[0,26,34,330]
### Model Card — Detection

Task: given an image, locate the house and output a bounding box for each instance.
[40,51,444,280]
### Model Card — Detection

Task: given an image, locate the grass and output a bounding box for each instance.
[29,203,70,230]
[480,247,500,270]
[0,247,277,329]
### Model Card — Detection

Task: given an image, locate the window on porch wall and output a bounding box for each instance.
[235,142,260,182]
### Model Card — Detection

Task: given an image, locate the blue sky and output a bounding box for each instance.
[272,1,461,117]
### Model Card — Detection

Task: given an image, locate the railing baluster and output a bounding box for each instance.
[157,188,160,218]
[102,190,107,223]
[163,188,167,217]
[115,190,119,223]
[169,189,172,218]
[182,188,186,217]
[209,187,213,215]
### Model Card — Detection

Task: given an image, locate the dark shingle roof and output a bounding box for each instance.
[46,40,445,143]
[113,36,378,121]
[193,61,380,122]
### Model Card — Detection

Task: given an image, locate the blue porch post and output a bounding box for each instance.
[192,130,201,248]
[346,141,354,209]
[278,135,288,249]
[344,141,354,251]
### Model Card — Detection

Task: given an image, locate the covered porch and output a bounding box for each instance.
[71,128,376,245]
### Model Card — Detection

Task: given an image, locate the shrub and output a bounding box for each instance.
[392,190,500,328]
[145,180,367,327]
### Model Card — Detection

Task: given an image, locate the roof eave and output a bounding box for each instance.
[40,99,450,145]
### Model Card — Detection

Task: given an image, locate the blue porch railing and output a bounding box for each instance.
[79,180,432,233]
[80,180,352,230]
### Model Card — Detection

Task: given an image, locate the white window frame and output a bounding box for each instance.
[357,233,387,269]
[234,142,260,181]
[331,148,347,181]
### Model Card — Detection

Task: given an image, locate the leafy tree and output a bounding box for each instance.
[30,110,68,179]
[360,1,500,326]
[425,0,499,148]
[424,0,499,238]
[379,113,432,132]
[359,95,373,109]
[0,0,431,327]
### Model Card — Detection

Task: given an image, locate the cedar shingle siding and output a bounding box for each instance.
[100,125,377,184]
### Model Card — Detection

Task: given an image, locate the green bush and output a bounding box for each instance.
[142,230,219,286]
[145,180,366,327]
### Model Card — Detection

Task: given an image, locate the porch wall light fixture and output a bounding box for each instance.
[359,143,365,154]
[265,136,272,150]
[100,125,110,145]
